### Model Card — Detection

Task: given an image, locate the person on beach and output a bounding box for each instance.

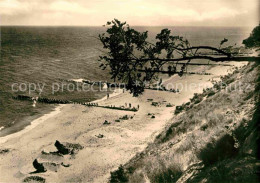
[107,93,109,99]
[129,103,131,108]
[32,97,37,107]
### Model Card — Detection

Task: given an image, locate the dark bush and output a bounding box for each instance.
[110,165,128,183]
[190,93,204,104]
[200,124,208,131]
[243,24,260,48]
[207,90,216,97]
[152,166,182,183]
[199,134,238,166]
[23,176,46,183]
[175,105,184,114]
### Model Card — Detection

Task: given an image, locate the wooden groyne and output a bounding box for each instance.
[12,95,139,112]
[83,103,138,112]
[82,80,126,88]
[13,95,73,104]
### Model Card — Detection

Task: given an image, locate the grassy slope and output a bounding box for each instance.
[109,62,260,183]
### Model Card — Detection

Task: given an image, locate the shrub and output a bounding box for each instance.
[151,165,182,183]
[198,134,238,166]
[200,124,208,131]
[110,165,128,183]
[23,176,46,183]
[190,93,204,104]
[175,105,184,114]
[207,90,216,97]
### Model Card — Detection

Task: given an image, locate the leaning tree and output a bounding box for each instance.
[98,19,260,96]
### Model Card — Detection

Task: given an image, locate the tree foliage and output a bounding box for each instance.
[243,24,260,48]
[99,19,260,96]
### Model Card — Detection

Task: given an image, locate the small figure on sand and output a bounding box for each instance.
[107,93,110,99]
[32,97,37,107]
[103,120,111,125]
[129,103,132,108]
[96,134,104,138]
[159,78,162,86]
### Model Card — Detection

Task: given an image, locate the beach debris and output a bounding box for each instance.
[55,140,70,155]
[96,134,104,138]
[147,98,153,101]
[115,115,134,122]
[103,120,111,125]
[151,102,159,107]
[166,103,174,107]
[32,159,46,173]
[119,115,129,120]
[61,162,71,167]
[151,115,156,119]
[0,149,9,154]
[23,176,46,183]
[54,140,83,155]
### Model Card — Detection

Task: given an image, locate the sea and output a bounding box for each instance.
[0,26,252,136]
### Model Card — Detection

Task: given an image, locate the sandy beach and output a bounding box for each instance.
[0,62,247,182]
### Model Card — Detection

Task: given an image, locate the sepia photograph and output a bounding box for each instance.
[0,0,259,182]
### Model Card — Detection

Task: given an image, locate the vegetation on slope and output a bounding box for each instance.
[109,62,260,183]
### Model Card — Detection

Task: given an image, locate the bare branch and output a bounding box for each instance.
[110,56,260,62]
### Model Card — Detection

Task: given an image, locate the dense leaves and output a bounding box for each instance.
[99,19,257,96]
[99,19,193,96]
[243,24,260,48]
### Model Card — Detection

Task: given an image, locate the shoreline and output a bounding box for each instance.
[0,62,241,144]
[0,87,123,144]
[0,105,64,144]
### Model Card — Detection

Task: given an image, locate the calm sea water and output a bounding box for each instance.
[0,26,251,136]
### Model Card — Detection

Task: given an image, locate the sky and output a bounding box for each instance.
[0,0,259,26]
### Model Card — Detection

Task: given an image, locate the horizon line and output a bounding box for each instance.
[0,24,255,28]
